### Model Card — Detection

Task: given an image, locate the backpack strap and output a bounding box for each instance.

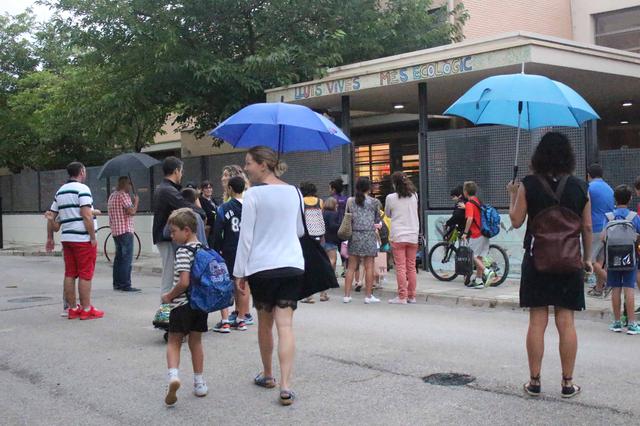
[536,175,569,204]
[467,199,482,230]
[626,211,637,221]
[293,186,310,237]
[605,212,615,221]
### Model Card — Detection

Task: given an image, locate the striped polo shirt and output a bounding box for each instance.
[50,180,97,243]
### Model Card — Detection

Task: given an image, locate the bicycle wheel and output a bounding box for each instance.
[133,232,142,260]
[103,232,114,263]
[428,242,458,281]
[486,244,510,287]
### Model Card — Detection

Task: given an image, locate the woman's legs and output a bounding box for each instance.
[257,309,275,378]
[555,307,578,383]
[345,255,360,297]
[273,307,295,391]
[405,243,418,300]
[391,242,408,300]
[363,256,375,298]
[526,307,549,380]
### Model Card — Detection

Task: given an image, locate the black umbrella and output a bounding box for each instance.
[97,153,160,193]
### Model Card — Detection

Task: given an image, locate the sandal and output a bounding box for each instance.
[561,376,581,399]
[319,294,329,302]
[301,297,315,304]
[523,375,541,396]
[279,390,296,406]
[254,373,276,389]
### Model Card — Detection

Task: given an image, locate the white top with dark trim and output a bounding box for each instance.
[50,180,97,243]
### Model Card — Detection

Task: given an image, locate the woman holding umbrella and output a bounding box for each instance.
[507,132,591,398]
[233,146,304,406]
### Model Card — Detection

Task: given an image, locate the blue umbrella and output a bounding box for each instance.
[444,71,599,180]
[210,103,350,153]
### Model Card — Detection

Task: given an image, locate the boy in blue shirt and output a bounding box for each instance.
[605,185,640,335]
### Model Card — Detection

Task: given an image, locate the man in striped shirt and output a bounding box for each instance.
[46,162,104,320]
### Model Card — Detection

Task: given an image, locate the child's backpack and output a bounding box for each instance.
[530,175,583,274]
[604,211,638,271]
[304,198,326,237]
[468,200,501,238]
[183,245,234,313]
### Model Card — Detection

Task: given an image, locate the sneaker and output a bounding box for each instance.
[79,306,104,320]
[627,322,640,335]
[609,320,623,332]
[483,270,496,287]
[194,381,208,397]
[343,296,352,304]
[407,298,418,304]
[243,314,255,326]
[635,306,640,314]
[119,287,141,292]
[388,297,407,305]
[165,378,181,406]
[364,295,381,304]
[232,320,247,331]
[470,279,485,289]
[68,305,82,320]
[61,308,69,318]
[228,311,239,323]
[212,321,231,333]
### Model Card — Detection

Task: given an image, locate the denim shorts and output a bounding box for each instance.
[607,269,638,289]
[322,242,338,251]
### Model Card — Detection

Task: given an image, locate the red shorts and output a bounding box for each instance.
[62,242,97,281]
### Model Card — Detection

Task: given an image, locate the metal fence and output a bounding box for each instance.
[426,125,588,209]
[600,148,640,207]
[0,148,344,213]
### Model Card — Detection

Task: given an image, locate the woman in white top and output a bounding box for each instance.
[234,146,304,406]
[384,172,420,304]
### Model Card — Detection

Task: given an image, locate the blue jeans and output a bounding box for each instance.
[113,232,134,289]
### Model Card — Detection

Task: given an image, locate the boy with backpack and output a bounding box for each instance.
[462,181,497,288]
[604,185,640,335]
[211,176,250,331]
[161,208,209,405]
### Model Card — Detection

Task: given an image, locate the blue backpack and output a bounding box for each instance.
[183,245,234,313]
[469,200,501,238]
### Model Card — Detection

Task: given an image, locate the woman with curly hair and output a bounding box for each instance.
[507,132,592,399]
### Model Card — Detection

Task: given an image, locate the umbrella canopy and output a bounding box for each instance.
[444,73,600,129]
[210,103,350,153]
[97,153,160,180]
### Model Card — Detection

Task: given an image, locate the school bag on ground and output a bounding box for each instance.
[468,200,501,238]
[455,244,474,276]
[529,175,583,274]
[304,198,326,237]
[604,211,638,272]
[183,245,234,312]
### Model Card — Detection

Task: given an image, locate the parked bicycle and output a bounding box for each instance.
[427,227,509,286]
[96,225,142,263]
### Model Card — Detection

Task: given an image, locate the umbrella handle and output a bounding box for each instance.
[512,165,519,183]
[128,173,136,195]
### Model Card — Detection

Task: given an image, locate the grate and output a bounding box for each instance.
[423,372,476,386]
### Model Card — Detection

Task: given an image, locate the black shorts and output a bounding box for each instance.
[248,271,302,312]
[168,303,208,334]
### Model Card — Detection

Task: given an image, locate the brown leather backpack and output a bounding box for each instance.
[530,175,583,274]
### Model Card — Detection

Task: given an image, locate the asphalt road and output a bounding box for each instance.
[0,256,637,425]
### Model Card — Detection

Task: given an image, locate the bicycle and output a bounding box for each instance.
[96,225,142,263]
[427,227,510,286]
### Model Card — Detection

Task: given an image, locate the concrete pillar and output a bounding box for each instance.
[418,83,429,270]
[341,95,354,195]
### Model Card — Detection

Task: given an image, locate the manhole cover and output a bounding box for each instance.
[7,296,53,303]
[423,373,476,386]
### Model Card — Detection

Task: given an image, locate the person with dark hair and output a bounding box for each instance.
[445,185,467,235]
[507,131,592,399]
[343,176,382,304]
[153,156,192,297]
[604,185,640,335]
[45,161,104,319]
[181,188,209,248]
[198,180,217,234]
[211,176,249,333]
[235,146,303,406]
[586,162,614,297]
[330,178,349,276]
[107,176,140,292]
[385,172,419,304]
[462,181,495,288]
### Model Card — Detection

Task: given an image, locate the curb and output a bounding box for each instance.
[1,251,611,321]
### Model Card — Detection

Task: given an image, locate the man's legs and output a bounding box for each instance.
[120,233,134,289]
[113,234,124,289]
[157,242,175,297]
[63,276,77,308]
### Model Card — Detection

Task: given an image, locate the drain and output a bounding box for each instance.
[7,296,53,303]
[423,373,476,386]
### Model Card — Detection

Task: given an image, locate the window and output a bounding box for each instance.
[594,7,640,53]
[354,143,391,197]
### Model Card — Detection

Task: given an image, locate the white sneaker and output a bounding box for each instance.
[343,296,352,304]
[60,309,69,317]
[165,378,181,406]
[194,381,208,397]
[388,297,407,304]
[364,295,381,304]
[407,298,417,304]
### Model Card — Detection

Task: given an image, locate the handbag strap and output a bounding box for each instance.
[293,186,310,237]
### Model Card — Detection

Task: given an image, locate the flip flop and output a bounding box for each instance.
[254,373,276,389]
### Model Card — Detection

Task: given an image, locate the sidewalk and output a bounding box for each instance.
[1,244,614,321]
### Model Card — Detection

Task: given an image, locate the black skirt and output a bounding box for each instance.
[520,253,585,311]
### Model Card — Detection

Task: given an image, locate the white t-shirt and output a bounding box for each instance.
[384,193,419,244]
[233,185,305,278]
[50,181,97,243]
